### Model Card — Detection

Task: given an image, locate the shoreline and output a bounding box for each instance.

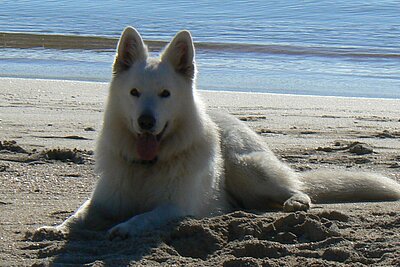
[2,77,400,101]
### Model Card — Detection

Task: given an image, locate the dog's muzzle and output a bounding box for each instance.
[136,122,168,162]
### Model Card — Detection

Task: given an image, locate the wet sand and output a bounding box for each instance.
[1,78,399,266]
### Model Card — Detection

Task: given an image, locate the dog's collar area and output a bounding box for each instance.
[131,157,158,165]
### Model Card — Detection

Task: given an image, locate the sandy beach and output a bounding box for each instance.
[1,78,399,266]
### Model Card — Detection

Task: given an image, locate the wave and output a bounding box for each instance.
[1,32,399,59]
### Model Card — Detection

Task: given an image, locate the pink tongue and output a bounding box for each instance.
[136,134,159,161]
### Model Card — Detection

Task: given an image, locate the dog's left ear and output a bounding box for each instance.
[161,30,195,80]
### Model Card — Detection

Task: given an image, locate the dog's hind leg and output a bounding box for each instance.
[224,150,311,212]
[210,111,311,211]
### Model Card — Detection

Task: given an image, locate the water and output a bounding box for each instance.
[0,0,399,98]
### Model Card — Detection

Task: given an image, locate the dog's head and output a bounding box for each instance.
[109,27,197,161]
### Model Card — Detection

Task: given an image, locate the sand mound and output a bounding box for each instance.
[21,209,400,266]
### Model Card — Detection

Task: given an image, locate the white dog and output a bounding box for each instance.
[35,27,400,240]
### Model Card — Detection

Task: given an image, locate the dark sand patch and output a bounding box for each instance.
[316,140,374,155]
[0,140,92,164]
[0,140,27,153]
[239,115,267,122]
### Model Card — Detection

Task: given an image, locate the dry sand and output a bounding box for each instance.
[0,78,399,266]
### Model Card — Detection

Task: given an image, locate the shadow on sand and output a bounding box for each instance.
[24,219,185,266]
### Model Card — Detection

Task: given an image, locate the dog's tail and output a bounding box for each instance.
[300,170,400,203]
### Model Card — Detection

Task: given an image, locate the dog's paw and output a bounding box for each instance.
[283,193,311,212]
[31,226,66,241]
[107,222,136,240]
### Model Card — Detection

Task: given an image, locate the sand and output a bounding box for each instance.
[0,78,399,266]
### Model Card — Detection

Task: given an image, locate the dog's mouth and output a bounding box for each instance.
[136,123,168,162]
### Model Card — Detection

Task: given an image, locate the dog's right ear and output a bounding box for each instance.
[161,30,195,80]
[113,27,148,74]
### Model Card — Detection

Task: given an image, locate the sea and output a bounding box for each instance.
[1,0,399,99]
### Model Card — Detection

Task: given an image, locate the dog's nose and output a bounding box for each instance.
[138,114,156,131]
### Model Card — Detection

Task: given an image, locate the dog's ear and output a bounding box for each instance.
[161,30,195,80]
[113,27,148,74]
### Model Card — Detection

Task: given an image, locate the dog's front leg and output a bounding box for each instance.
[33,199,115,240]
[32,200,92,240]
[107,204,183,240]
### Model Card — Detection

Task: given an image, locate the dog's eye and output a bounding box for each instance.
[130,88,141,97]
[159,90,171,98]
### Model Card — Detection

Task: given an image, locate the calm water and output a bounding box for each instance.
[1,0,399,98]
